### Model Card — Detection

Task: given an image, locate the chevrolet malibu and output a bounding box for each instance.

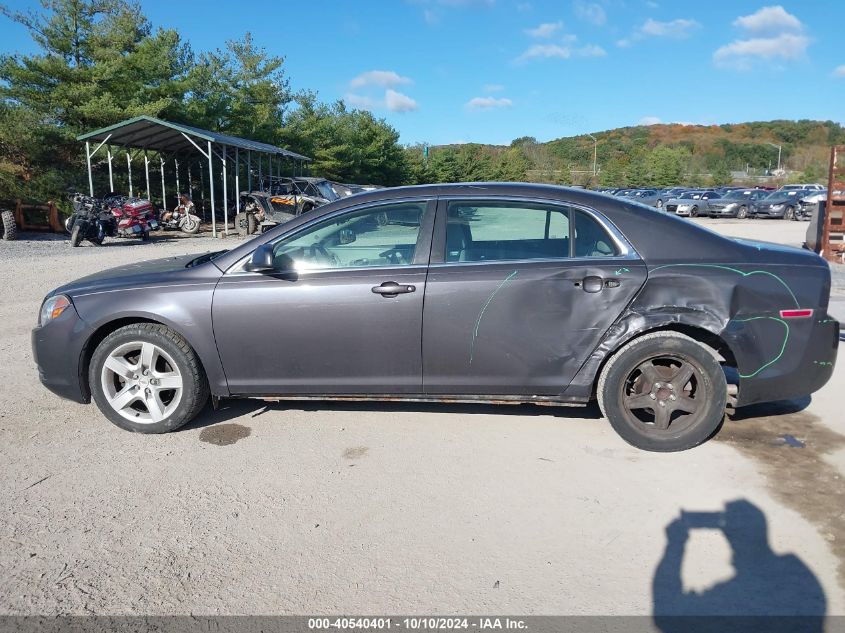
[33,184,838,452]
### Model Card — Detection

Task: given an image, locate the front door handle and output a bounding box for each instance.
[372,281,416,297]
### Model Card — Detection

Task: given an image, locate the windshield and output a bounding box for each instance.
[722,191,751,200]
[679,192,700,199]
[766,190,800,199]
[314,181,339,202]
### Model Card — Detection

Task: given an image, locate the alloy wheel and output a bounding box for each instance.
[620,356,703,433]
[100,341,183,424]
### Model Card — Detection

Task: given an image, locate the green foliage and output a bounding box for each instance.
[710,162,733,187]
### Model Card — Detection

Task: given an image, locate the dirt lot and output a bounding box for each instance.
[1,219,844,616]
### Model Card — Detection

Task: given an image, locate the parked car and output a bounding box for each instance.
[750,189,805,219]
[796,191,828,221]
[781,184,825,192]
[33,183,837,452]
[665,190,721,217]
[629,189,665,208]
[706,189,767,219]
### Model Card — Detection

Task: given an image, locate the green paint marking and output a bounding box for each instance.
[734,316,790,379]
[650,263,800,308]
[818,318,836,325]
[615,267,629,275]
[469,270,519,364]
[814,361,833,367]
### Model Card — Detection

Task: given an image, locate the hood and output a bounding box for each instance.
[53,252,224,297]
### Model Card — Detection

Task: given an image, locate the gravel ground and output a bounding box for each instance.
[0,220,844,617]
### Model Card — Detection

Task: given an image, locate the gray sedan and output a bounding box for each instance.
[32,183,837,452]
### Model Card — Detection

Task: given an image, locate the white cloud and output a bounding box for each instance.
[578,44,607,57]
[714,33,810,68]
[525,21,563,38]
[465,96,513,111]
[349,70,412,89]
[733,5,802,34]
[514,42,605,63]
[640,18,699,37]
[617,17,699,46]
[639,116,662,125]
[385,89,419,113]
[714,7,808,70]
[516,43,571,61]
[483,83,505,92]
[345,94,378,110]
[573,1,606,26]
[834,65,845,78]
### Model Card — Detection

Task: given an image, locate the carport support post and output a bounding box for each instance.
[222,144,228,236]
[175,158,180,199]
[234,149,240,219]
[247,150,252,191]
[126,152,133,196]
[107,146,114,192]
[144,152,150,199]
[208,141,216,238]
[160,156,166,209]
[86,142,94,196]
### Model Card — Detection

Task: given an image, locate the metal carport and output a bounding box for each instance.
[77,115,311,237]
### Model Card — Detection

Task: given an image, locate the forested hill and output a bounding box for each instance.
[405,120,845,187]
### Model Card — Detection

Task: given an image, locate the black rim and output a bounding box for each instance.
[619,356,704,433]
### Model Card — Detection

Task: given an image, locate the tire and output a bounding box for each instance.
[235,212,257,237]
[656,199,664,209]
[597,331,727,452]
[690,206,699,218]
[70,222,83,247]
[784,206,795,220]
[140,230,150,241]
[1,210,17,241]
[180,214,200,234]
[736,206,748,219]
[89,323,209,434]
[65,215,76,234]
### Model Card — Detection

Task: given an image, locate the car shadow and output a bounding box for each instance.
[180,397,605,432]
[727,396,811,422]
[653,499,826,632]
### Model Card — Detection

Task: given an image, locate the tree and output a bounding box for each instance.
[181,32,292,144]
[710,162,733,187]
[0,0,189,200]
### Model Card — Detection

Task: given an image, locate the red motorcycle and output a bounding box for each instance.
[102,194,158,240]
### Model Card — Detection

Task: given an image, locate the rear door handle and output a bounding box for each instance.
[372,281,416,297]
[581,276,604,293]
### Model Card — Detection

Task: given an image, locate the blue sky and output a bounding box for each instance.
[2,0,844,145]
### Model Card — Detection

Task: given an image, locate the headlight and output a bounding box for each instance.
[39,294,71,326]
[678,204,691,210]
[771,204,784,210]
[724,203,738,210]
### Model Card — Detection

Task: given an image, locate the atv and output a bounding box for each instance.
[233,177,338,237]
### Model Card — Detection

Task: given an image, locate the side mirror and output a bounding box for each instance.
[244,243,275,272]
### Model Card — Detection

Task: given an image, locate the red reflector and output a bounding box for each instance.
[780,309,813,318]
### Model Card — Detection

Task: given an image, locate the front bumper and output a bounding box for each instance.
[751,206,786,218]
[32,304,91,404]
[723,311,839,407]
[709,206,738,217]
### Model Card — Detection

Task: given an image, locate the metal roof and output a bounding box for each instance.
[77,115,311,161]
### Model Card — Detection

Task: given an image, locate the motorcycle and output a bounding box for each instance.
[102,193,158,239]
[66,193,117,247]
[158,204,201,234]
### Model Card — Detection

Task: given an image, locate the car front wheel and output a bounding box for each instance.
[89,323,209,433]
[598,332,727,452]
[736,206,748,219]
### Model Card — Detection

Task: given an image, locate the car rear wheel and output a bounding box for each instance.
[235,211,257,237]
[736,206,748,219]
[89,323,209,433]
[598,332,727,452]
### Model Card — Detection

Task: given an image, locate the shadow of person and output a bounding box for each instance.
[653,499,826,633]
